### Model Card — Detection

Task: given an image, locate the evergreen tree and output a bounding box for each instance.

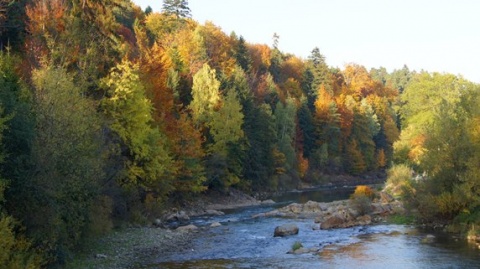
[162,0,191,18]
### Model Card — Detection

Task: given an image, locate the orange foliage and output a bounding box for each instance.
[297,153,309,178]
[281,55,304,82]
[25,0,67,65]
[200,22,236,75]
[352,185,375,199]
[314,85,334,121]
[336,94,354,145]
[408,134,426,162]
[169,112,207,193]
[138,42,175,123]
[377,149,387,168]
[249,43,271,73]
[343,64,377,99]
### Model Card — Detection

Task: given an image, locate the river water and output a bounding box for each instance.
[147,188,480,269]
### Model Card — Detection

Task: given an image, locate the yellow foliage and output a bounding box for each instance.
[377,149,387,168]
[297,153,309,178]
[351,185,375,200]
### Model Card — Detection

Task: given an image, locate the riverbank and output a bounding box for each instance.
[69,189,264,269]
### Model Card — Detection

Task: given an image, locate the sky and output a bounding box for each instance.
[132,0,480,83]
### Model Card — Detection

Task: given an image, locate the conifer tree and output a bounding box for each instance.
[162,0,191,18]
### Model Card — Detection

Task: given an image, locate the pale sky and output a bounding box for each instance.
[133,0,480,83]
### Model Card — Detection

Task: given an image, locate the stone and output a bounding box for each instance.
[261,199,276,205]
[153,218,163,227]
[95,254,108,259]
[379,192,395,203]
[356,215,372,226]
[166,211,190,223]
[303,201,322,212]
[210,222,222,228]
[274,224,299,237]
[205,209,225,216]
[176,224,198,232]
[421,234,435,244]
[320,215,345,230]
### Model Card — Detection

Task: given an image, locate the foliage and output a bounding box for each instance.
[351,185,375,200]
[384,164,412,197]
[101,60,174,197]
[291,241,303,251]
[1,1,467,264]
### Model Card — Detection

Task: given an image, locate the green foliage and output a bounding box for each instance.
[162,0,191,18]
[25,66,105,262]
[102,60,174,197]
[190,63,221,124]
[291,241,303,251]
[0,215,44,269]
[384,164,412,197]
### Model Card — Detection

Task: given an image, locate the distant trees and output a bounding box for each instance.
[5,0,479,265]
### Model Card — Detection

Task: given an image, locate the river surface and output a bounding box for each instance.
[147,188,480,269]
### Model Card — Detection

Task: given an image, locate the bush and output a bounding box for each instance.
[291,241,303,251]
[385,164,413,197]
[352,185,375,200]
[0,215,44,268]
[350,195,372,215]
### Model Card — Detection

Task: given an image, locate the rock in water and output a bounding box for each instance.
[274,224,299,237]
[176,224,198,232]
[210,222,222,228]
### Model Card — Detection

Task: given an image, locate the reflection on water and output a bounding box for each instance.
[146,188,480,269]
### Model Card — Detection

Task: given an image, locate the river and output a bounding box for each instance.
[146,188,480,268]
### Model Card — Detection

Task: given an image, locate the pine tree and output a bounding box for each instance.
[162,0,191,18]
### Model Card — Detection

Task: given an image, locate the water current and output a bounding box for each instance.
[146,187,480,269]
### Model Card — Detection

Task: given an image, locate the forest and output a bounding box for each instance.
[0,0,479,267]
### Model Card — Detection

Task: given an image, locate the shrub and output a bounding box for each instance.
[385,164,413,197]
[350,185,374,215]
[291,241,303,251]
[352,185,375,200]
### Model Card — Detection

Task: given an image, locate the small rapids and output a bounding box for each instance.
[145,188,480,269]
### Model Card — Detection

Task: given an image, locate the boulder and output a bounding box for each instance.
[274,224,299,237]
[261,199,276,205]
[303,201,322,212]
[421,234,435,244]
[176,224,198,232]
[320,214,346,230]
[379,192,395,203]
[356,215,372,226]
[166,211,190,223]
[153,218,163,227]
[205,209,225,216]
[210,222,222,228]
[371,203,391,215]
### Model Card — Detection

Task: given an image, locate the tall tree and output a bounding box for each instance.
[23,66,104,263]
[101,60,174,199]
[162,0,191,18]
[189,63,221,124]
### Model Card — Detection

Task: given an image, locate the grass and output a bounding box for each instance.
[387,214,416,225]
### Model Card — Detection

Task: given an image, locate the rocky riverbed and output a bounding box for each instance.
[69,189,265,269]
[255,192,405,230]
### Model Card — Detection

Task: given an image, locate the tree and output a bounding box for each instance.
[162,0,191,18]
[189,63,221,124]
[308,47,331,94]
[234,35,252,72]
[24,66,105,263]
[101,60,174,199]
